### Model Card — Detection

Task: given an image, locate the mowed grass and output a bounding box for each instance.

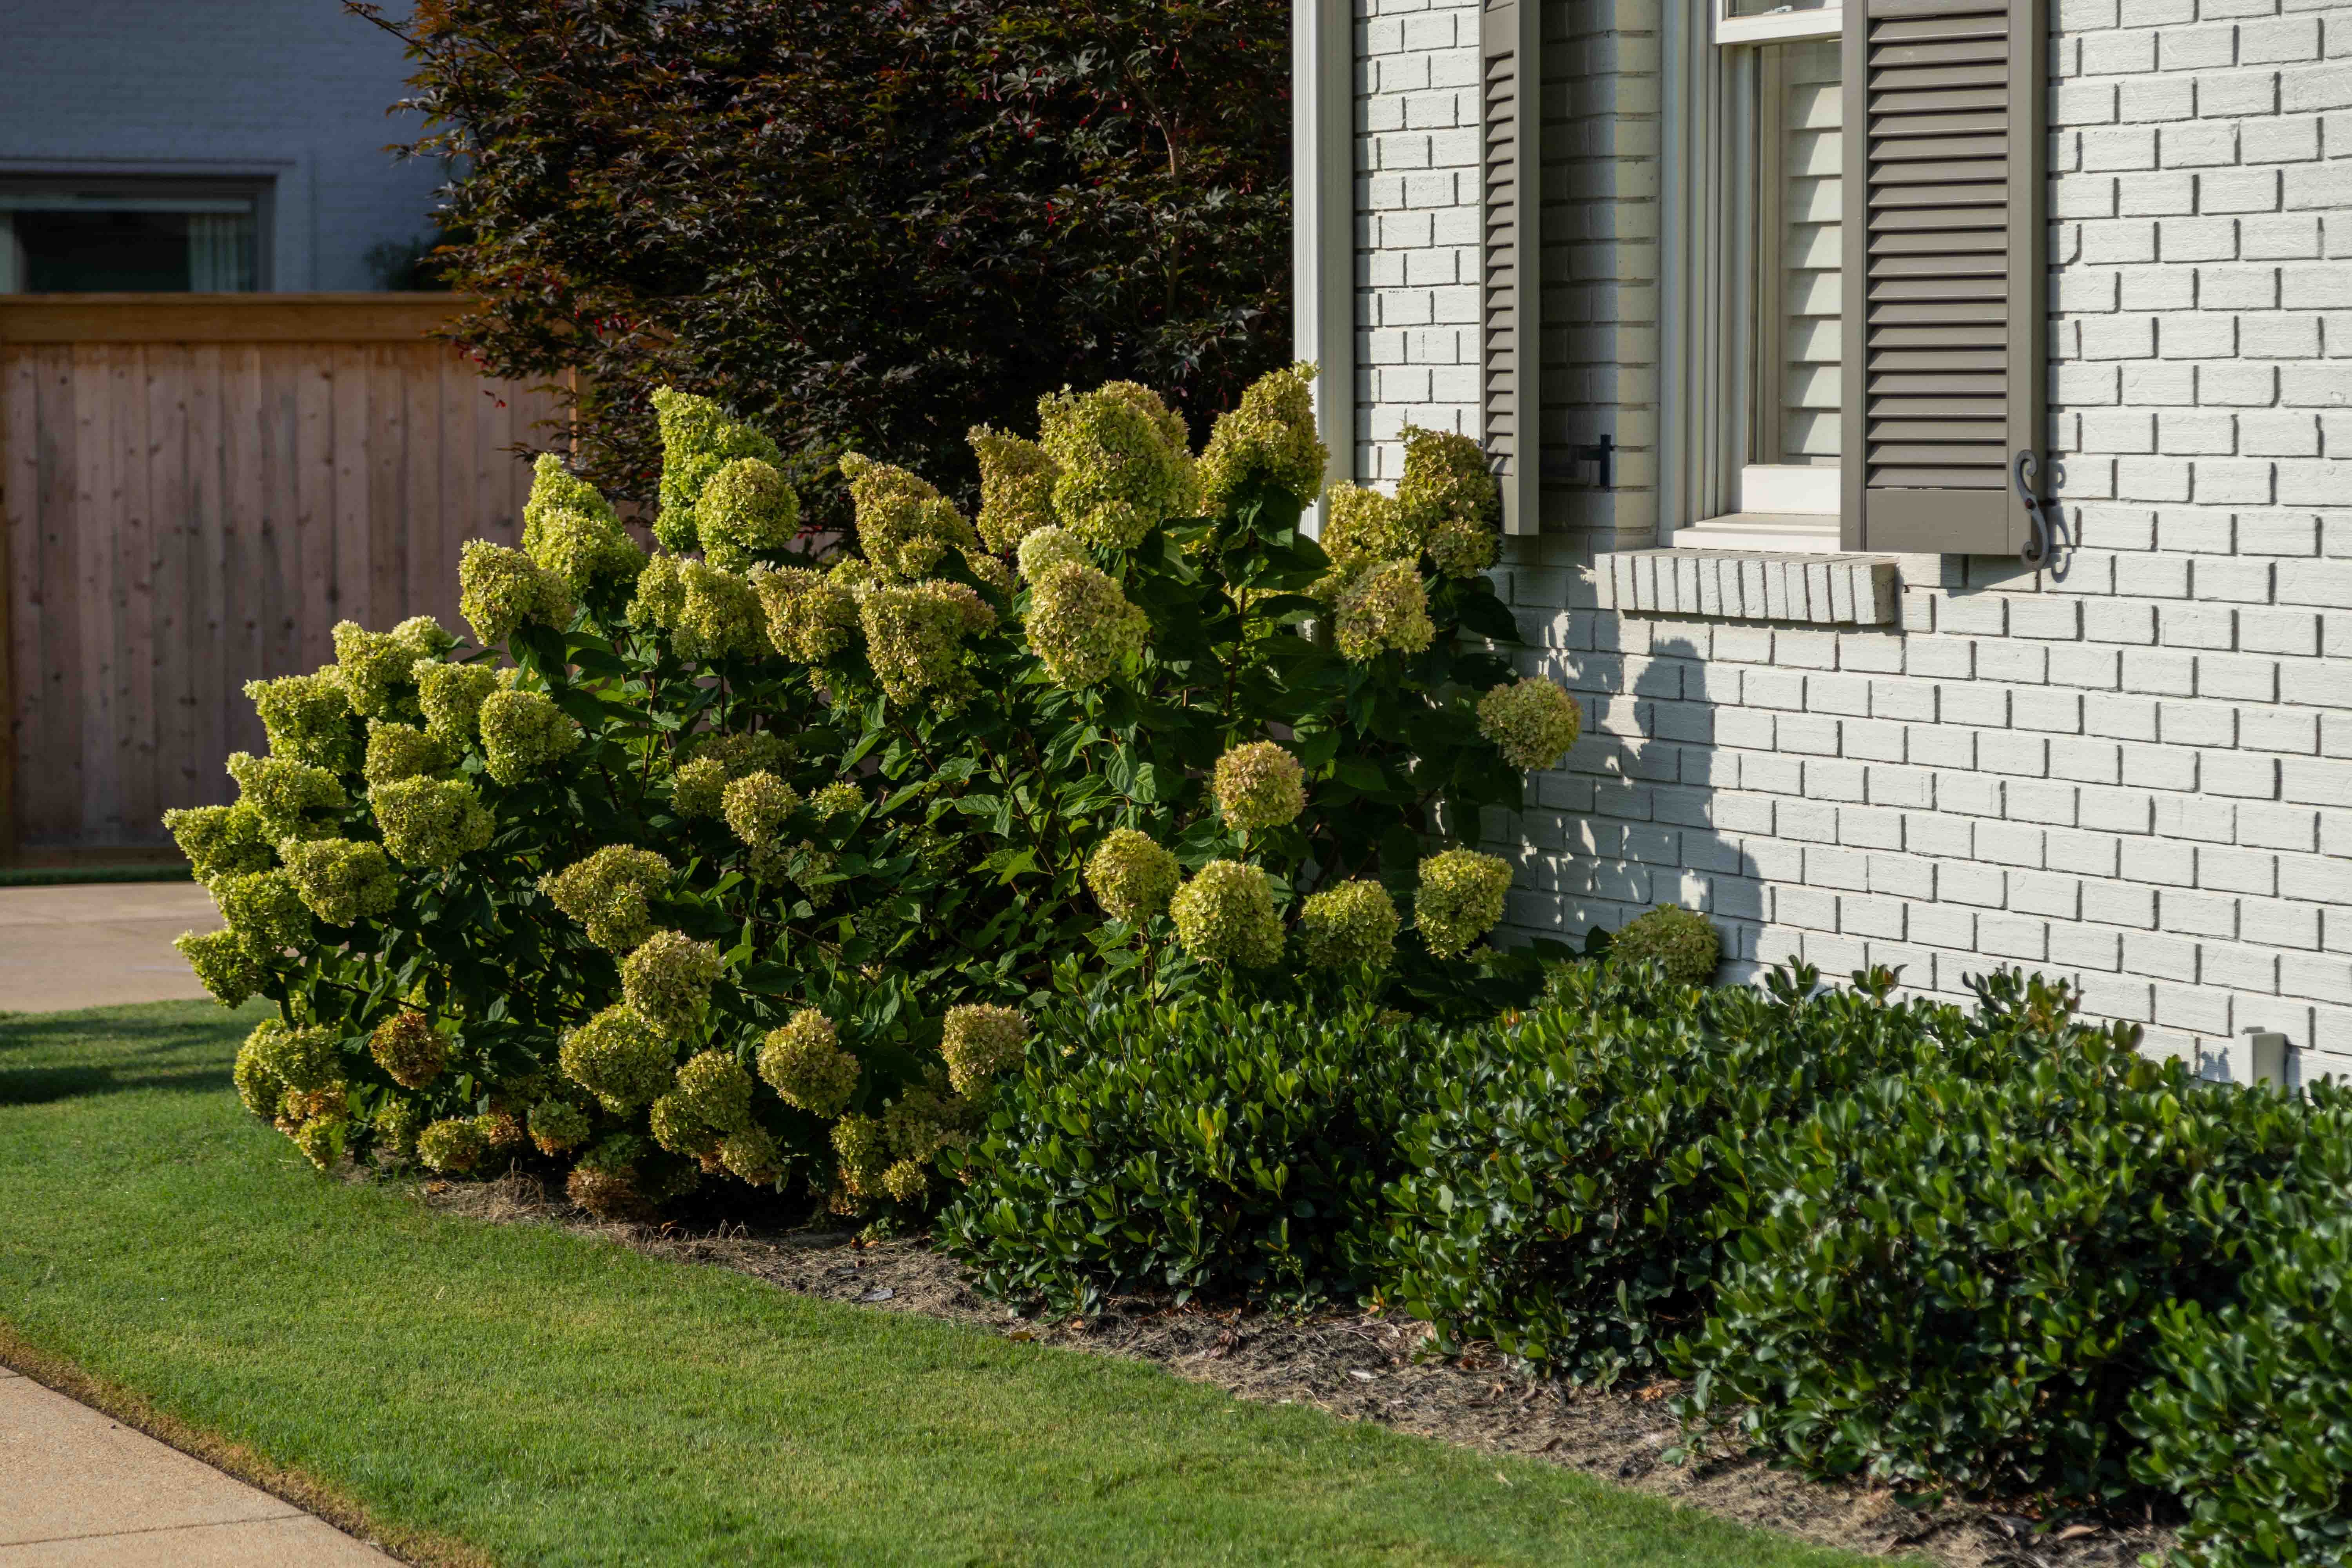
[0,1002,1868,1568]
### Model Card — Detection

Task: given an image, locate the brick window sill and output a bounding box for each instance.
[1593,547,1900,626]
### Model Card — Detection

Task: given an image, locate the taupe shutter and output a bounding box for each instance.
[1840,0,2047,555]
[1482,0,1539,536]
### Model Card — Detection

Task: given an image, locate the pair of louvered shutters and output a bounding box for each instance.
[1473,0,2047,553]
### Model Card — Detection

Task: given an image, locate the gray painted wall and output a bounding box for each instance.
[0,0,444,290]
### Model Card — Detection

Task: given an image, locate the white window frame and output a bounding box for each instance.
[1660,0,1850,554]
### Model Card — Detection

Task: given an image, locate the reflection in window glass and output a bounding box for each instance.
[0,193,260,293]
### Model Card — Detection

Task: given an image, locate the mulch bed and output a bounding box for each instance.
[422,1173,2177,1568]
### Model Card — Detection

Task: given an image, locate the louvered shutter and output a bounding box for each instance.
[1482,0,1539,535]
[1839,0,2047,554]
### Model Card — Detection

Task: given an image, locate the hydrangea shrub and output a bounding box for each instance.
[173,362,1582,1216]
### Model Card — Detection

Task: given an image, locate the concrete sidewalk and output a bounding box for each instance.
[0,884,220,1014]
[0,1368,393,1565]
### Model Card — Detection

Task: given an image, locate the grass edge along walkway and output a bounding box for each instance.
[0,1001,1882,1568]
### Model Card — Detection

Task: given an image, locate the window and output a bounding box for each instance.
[1658,0,2049,559]
[0,179,267,294]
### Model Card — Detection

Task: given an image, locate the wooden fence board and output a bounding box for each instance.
[0,295,562,853]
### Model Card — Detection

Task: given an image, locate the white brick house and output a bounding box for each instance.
[1291,0,2350,1081]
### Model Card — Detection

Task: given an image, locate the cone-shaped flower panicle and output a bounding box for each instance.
[245,670,357,771]
[621,929,721,1040]
[650,386,785,554]
[694,456,800,572]
[1170,860,1285,969]
[1611,904,1722,988]
[1416,848,1513,958]
[1037,381,1196,550]
[245,1018,342,1092]
[362,720,451,788]
[277,836,399,927]
[839,453,981,583]
[226,752,347,842]
[458,539,574,648]
[759,1009,860,1118]
[165,802,274,883]
[969,425,1060,554]
[522,453,644,591]
[212,869,314,957]
[333,619,439,720]
[720,1125,783,1186]
[1015,525,1090,583]
[832,1114,889,1200]
[751,564,860,663]
[1334,560,1435,662]
[1298,879,1400,971]
[669,756,728,820]
[559,1002,676,1112]
[540,845,672,951]
[941,1003,1027,1095]
[1197,362,1327,512]
[176,927,266,1006]
[369,775,494,868]
[479,688,582,785]
[1319,483,1422,571]
[417,1117,489,1174]
[1477,677,1583,771]
[528,1096,592,1156]
[670,1050,755,1134]
[860,581,993,708]
[233,1026,289,1118]
[1211,740,1307,833]
[369,1010,452,1090]
[1396,425,1500,535]
[415,661,502,748]
[721,771,800,852]
[1083,828,1180,926]
[1024,562,1147,688]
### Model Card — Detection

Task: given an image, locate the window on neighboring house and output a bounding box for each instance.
[0,180,267,294]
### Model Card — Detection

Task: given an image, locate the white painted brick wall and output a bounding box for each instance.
[1348,0,2352,1082]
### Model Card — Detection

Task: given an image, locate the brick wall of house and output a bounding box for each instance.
[1350,0,2352,1080]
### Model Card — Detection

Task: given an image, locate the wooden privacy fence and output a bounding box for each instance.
[0,294,565,857]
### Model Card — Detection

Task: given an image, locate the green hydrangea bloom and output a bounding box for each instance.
[369,1011,452,1089]
[226,752,348,842]
[1083,828,1180,925]
[671,1050,755,1134]
[969,425,1059,554]
[1037,381,1197,550]
[831,1114,890,1200]
[648,1091,719,1159]
[695,456,800,572]
[1416,848,1513,959]
[277,836,399,927]
[212,868,314,956]
[650,387,785,553]
[1426,515,1499,579]
[884,1085,971,1163]
[1197,362,1327,512]
[1611,904,1722,988]
[416,1117,489,1174]
[1014,526,1090,582]
[1396,425,1500,535]
[528,1096,592,1155]
[1477,677,1583,770]
[391,615,457,661]
[880,1159,929,1204]
[559,1003,676,1112]
[720,1125,784,1186]
[291,1114,348,1171]
[670,756,728,819]
[164,802,274,882]
[1024,562,1147,688]
[1298,879,1400,971]
[838,453,982,583]
[621,929,721,1040]
[758,1010,859,1117]
[244,670,357,771]
[1320,483,1422,570]
[541,845,672,951]
[1334,560,1436,662]
[372,1095,425,1160]
[176,927,267,1006]
[628,550,687,629]
[860,581,994,708]
[414,661,502,748]
[1170,860,1285,969]
[940,1003,1027,1095]
[458,539,575,648]
[811,780,864,819]
[334,620,435,720]
[1211,740,1307,833]
[750,564,861,663]
[233,1027,289,1118]
[721,771,800,853]
[368,775,494,868]
[246,1018,342,1092]
[362,720,451,788]
[478,688,581,785]
[632,555,769,661]
[522,453,644,591]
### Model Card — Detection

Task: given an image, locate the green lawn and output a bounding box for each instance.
[0,1002,1869,1568]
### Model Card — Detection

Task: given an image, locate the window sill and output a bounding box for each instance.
[1594,543,1899,626]
[1671,514,1845,555]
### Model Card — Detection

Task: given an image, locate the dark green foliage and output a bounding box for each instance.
[1381,962,1988,1384]
[1673,974,2313,1504]
[2128,1093,2352,1567]
[938,993,1437,1311]
[352,0,1291,524]
[1605,904,1721,989]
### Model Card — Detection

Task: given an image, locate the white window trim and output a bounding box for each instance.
[1292,0,1355,535]
[1660,0,1851,555]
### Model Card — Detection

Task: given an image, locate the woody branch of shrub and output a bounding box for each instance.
[167,365,1584,1223]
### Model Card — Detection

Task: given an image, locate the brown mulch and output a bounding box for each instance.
[422,1172,2177,1568]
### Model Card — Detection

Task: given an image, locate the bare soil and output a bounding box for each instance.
[422,1172,2178,1568]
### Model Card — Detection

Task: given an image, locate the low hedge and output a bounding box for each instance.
[947,960,2352,1551]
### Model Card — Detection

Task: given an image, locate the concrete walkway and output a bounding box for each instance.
[0,884,221,1014]
[0,1368,394,1565]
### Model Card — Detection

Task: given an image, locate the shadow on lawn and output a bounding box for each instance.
[0,1009,241,1107]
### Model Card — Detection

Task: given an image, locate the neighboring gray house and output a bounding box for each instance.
[0,1,440,292]
[1293,0,2348,1082]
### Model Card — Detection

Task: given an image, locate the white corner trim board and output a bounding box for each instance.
[1292,0,1353,532]
[1594,548,1900,625]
